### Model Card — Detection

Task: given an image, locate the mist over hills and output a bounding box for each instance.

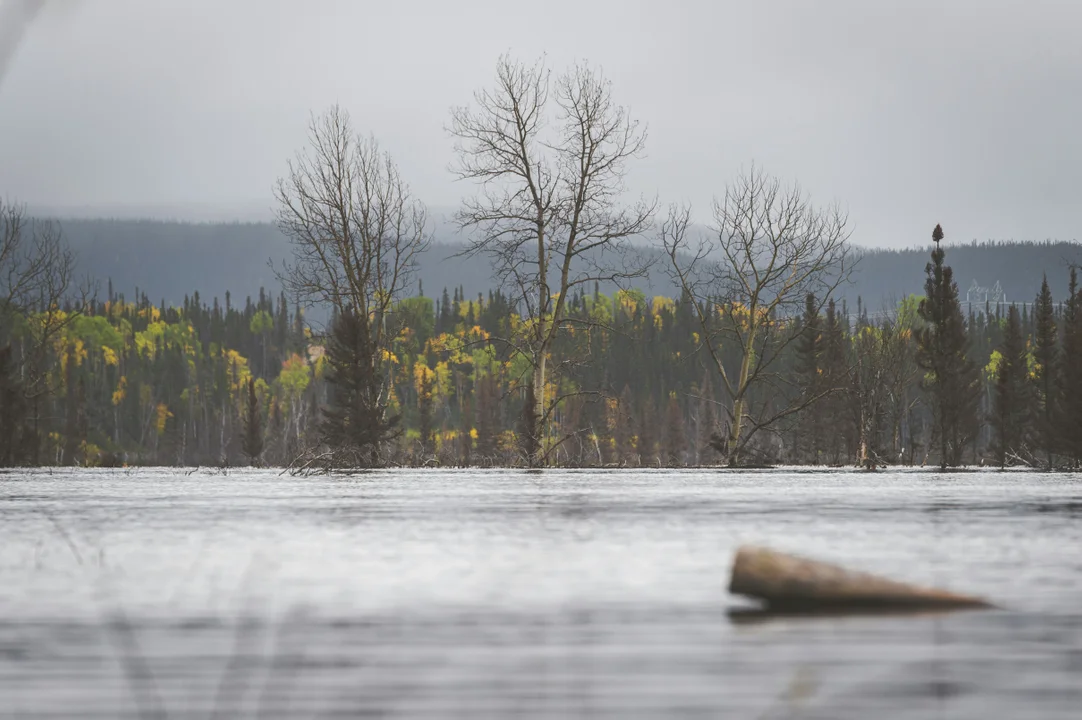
[53,217,1081,314]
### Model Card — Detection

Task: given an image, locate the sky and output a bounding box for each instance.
[0,0,1079,247]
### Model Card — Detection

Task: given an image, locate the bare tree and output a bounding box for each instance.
[450,55,655,466]
[275,106,428,465]
[1,200,76,323]
[276,106,428,335]
[661,167,853,466]
[0,199,81,465]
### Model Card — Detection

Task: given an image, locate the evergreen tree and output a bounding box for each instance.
[62,345,87,466]
[989,306,1032,468]
[1058,268,1082,465]
[820,299,850,464]
[0,345,30,467]
[1032,276,1059,467]
[637,398,658,467]
[459,395,473,466]
[518,381,541,466]
[268,397,283,465]
[417,370,434,457]
[320,309,401,466]
[613,385,635,466]
[916,225,981,468]
[696,373,718,466]
[241,377,264,465]
[662,396,688,467]
[475,374,500,463]
[794,292,823,463]
[437,287,452,333]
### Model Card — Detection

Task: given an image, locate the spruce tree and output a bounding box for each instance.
[241,377,264,465]
[63,344,81,465]
[637,397,658,467]
[518,381,541,466]
[662,396,688,467]
[417,370,434,457]
[613,385,635,466]
[696,373,718,466]
[1032,275,1059,467]
[820,299,849,464]
[989,306,1032,468]
[321,309,401,467]
[794,292,823,463]
[916,224,981,468]
[475,374,500,463]
[0,345,30,467]
[1058,268,1082,466]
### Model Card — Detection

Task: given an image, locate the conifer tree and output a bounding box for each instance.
[662,396,688,467]
[518,381,541,466]
[438,287,452,333]
[63,345,87,466]
[417,370,434,457]
[989,306,1032,468]
[0,345,30,467]
[459,396,473,467]
[241,377,264,465]
[1058,268,1082,465]
[268,397,283,465]
[321,309,401,467]
[916,225,981,468]
[1032,275,1059,467]
[820,299,850,464]
[794,292,823,463]
[637,398,658,467]
[475,374,500,463]
[613,385,635,466]
[696,374,718,466]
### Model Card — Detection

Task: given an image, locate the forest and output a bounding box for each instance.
[3,56,1081,471]
[1,241,1080,470]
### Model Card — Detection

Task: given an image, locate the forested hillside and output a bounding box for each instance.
[55,218,1080,313]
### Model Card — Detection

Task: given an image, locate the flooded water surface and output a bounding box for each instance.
[1,468,1080,718]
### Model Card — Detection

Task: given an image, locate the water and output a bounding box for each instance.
[1,468,1080,718]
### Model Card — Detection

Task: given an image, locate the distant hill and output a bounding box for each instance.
[849,240,1080,309]
[53,218,1081,312]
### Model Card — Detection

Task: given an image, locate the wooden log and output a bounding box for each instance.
[729,545,993,611]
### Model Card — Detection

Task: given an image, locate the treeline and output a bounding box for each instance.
[55,217,1081,313]
[2,255,1080,469]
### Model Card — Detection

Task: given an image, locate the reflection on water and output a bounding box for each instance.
[1,468,1080,718]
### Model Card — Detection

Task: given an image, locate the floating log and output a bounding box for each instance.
[729,546,993,611]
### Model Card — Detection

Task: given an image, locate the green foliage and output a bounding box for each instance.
[989,306,1033,467]
[916,227,982,468]
[320,309,401,466]
[5,253,1077,469]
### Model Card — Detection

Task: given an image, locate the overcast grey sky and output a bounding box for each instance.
[0,0,1079,247]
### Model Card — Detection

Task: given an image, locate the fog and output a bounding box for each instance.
[0,0,1079,247]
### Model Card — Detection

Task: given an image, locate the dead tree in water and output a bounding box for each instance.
[661,168,852,466]
[450,56,655,466]
[275,106,427,467]
[1,200,82,465]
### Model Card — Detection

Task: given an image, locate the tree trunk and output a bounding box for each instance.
[730,546,991,611]
[531,353,546,466]
[727,327,756,466]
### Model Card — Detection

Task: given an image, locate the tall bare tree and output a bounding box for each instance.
[1,199,81,465]
[275,106,428,464]
[450,56,655,466]
[661,167,852,466]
